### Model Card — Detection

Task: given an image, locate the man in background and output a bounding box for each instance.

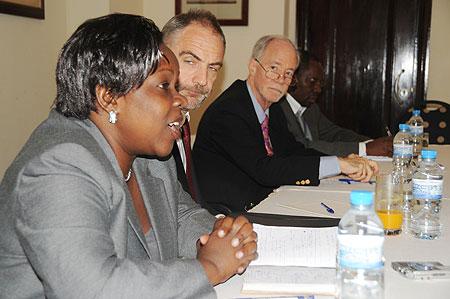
[162,10,225,203]
[193,35,378,212]
[279,50,393,157]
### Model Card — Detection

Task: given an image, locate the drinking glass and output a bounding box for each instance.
[375,174,403,235]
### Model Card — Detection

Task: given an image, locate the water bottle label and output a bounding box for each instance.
[413,179,443,199]
[393,144,413,157]
[338,235,384,269]
[410,125,424,135]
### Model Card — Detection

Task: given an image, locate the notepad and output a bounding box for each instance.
[242,266,335,295]
[242,224,337,295]
[251,224,337,267]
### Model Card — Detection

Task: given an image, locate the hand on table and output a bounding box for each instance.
[366,136,393,157]
[197,216,258,286]
[338,154,379,182]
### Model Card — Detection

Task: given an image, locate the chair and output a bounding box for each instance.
[394,100,450,144]
[422,100,450,144]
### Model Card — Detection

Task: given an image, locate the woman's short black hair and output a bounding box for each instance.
[54,13,162,119]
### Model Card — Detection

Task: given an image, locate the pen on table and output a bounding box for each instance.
[320,202,335,214]
[384,125,392,137]
[338,178,375,184]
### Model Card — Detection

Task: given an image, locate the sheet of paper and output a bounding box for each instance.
[242,266,336,295]
[251,224,338,268]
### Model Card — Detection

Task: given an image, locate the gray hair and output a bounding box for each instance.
[251,35,299,68]
[162,9,226,49]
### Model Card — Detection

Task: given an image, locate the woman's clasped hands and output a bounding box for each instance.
[197,215,258,286]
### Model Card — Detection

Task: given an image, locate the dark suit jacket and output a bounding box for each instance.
[280,97,369,156]
[193,80,321,212]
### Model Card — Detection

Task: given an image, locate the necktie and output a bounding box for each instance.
[296,110,313,140]
[181,121,196,202]
[261,114,274,156]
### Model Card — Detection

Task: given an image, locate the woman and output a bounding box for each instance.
[0,14,257,299]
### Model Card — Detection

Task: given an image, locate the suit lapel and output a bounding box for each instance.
[134,162,177,260]
[280,98,306,140]
[303,106,319,140]
[125,188,151,258]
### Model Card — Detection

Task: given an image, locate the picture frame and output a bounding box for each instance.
[0,0,44,19]
[175,0,248,26]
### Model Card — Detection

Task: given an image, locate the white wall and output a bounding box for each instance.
[0,0,67,178]
[427,0,450,104]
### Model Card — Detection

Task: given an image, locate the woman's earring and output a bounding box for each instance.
[108,110,117,124]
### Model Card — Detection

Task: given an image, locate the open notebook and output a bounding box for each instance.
[242,224,337,295]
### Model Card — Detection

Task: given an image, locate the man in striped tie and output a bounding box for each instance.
[193,35,379,212]
[162,10,225,204]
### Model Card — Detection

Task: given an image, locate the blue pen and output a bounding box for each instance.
[321,202,335,214]
[339,178,375,185]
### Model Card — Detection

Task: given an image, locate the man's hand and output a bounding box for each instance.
[197,216,258,286]
[366,136,393,157]
[338,154,379,182]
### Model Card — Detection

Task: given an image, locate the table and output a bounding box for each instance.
[215,145,450,299]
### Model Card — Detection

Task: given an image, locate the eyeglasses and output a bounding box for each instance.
[254,59,297,86]
[305,77,325,88]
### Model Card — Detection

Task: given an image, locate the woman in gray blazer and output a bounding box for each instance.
[0,14,257,299]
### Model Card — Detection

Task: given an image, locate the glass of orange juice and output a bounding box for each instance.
[375,173,403,235]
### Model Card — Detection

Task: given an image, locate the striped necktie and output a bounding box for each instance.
[261,114,274,156]
[181,121,196,202]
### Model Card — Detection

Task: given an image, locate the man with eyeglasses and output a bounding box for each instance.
[279,50,393,157]
[193,35,379,212]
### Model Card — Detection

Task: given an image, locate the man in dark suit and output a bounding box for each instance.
[280,50,393,157]
[193,35,379,212]
[162,10,225,203]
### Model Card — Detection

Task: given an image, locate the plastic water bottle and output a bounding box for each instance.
[408,110,424,161]
[393,124,413,169]
[410,150,444,240]
[337,190,385,299]
[392,124,413,233]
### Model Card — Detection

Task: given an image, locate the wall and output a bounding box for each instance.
[0,0,448,179]
[0,0,67,178]
[427,0,450,104]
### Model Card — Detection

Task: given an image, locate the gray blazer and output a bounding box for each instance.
[280,98,369,156]
[0,110,217,299]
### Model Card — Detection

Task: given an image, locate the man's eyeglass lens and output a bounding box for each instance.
[255,59,297,86]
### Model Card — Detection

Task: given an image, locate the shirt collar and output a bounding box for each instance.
[286,93,307,116]
[246,80,268,124]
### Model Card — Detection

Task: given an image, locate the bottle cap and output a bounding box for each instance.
[399,123,409,130]
[413,110,421,116]
[350,190,373,206]
[421,149,436,159]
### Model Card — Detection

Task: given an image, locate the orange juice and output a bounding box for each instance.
[377,210,402,231]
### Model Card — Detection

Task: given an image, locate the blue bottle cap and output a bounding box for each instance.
[413,110,421,116]
[421,149,436,159]
[399,123,409,130]
[350,190,373,206]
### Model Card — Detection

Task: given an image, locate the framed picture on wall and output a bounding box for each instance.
[175,0,248,26]
[0,0,44,19]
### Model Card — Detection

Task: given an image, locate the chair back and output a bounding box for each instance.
[394,100,450,144]
[422,100,450,144]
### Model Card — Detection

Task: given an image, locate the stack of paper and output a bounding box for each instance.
[242,224,337,295]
